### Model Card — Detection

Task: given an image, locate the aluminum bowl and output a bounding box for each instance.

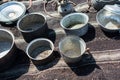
[26,38,54,65]
[0,29,16,71]
[59,35,86,63]
[96,5,120,32]
[60,13,89,36]
[17,12,48,43]
[0,1,26,24]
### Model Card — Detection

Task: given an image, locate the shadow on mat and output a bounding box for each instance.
[0,48,30,80]
[34,51,61,71]
[66,52,101,76]
[47,29,56,44]
[81,23,96,42]
[0,22,17,27]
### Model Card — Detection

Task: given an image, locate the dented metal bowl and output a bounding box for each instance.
[96,4,120,32]
[26,38,54,65]
[0,1,26,24]
[0,29,16,71]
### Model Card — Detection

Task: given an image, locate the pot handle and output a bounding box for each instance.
[84,48,93,59]
[85,48,91,54]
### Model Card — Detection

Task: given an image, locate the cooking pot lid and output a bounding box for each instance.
[104,4,120,15]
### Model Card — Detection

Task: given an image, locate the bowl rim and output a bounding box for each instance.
[0,1,26,23]
[0,29,15,59]
[60,12,89,30]
[59,35,86,59]
[26,38,54,61]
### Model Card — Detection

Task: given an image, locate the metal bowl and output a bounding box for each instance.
[0,1,26,24]
[96,5,120,32]
[59,35,86,63]
[60,13,89,36]
[17,12,48,43]
[0,29,16,71]
[26,38,54,65]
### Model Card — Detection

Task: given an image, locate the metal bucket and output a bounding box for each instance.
[96,4,120,32]
[59,35,86,63]
[17,13,48,43]
[0,1,26,24]
[60,13,89,36]
[0,29,16,71]
[26,38,54,65]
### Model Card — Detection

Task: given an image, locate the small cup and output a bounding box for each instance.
[0,29,16,71]
[26,38,54,65]
[60,13,89,36]
[59,35,86,63]
[17,12,48,43]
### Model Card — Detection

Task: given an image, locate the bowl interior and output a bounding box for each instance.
[61,13,88,30]
[59,36,86,58]
[28,39,53,60]
[97,9,120,30]
[0,1,26,22]
[18,14,45,32]
[0,30,13,58]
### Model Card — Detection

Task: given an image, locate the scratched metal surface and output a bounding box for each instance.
[0,0,120,80]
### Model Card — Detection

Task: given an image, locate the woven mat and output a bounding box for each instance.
[0,1,120,80]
